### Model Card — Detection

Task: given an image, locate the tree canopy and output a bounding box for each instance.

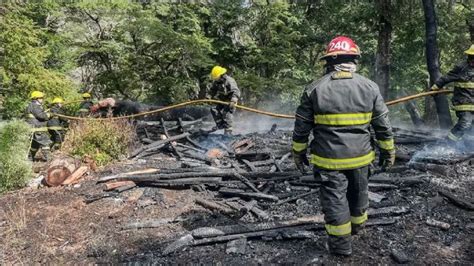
[0,0,471,121]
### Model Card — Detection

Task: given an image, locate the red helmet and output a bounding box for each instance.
[320,36,361,60]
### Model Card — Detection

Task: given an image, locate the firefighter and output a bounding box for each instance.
[208,66,241,135]
[431,44,474,145]
[47,97,68,150]
[26,91,52,161]
[292,36,395,256]
[78,92,93,117]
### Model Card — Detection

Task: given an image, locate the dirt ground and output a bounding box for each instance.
[1,131,473,264]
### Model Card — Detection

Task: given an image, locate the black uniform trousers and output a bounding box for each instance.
[450,111,473,140]
[314,165,370,253]
[210,104,235,130]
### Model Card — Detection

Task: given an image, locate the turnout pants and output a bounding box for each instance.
[314,165,370,254]
[210,104,234,130]
[48,129,65,150]
[30,132,52,159]
[448,111,473,142]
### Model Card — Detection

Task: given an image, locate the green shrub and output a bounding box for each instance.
[0,120,33,193]
[62,119,136,167]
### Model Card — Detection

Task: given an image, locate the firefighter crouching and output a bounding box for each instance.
[208,65,241,135]
[78,92,93,117]
[47,97,68,151]
[431,44,474,146]
[26,91,52,161]
[291,36,395,256]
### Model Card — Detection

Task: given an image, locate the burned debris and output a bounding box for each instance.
[72,118,474,263]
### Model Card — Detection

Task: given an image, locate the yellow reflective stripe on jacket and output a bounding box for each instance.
[30,127,49,132]
[310,151,375,170]
[454,82,474,89]
[79,108,89,112]
[377,139,395,150]
[292,141,308,152]
[325,221,351,236]
[48,126,65,131]
[453,104,474,111]
[447,132,462,141]
[351,212,368,225]
[314,112,372,126]
[27,114,35,118]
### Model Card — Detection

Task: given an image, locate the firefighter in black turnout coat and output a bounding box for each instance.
[431,44,474,146]
[47,97,68,150]
[291,36,395,256]
[25,91,52,160]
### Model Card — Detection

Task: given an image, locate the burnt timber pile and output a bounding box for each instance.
[82,118,474,264]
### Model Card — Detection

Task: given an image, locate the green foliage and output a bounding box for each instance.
[0,5,77,119]
[62,120,136,166]
[0,1,472,123]
[0,120,32,193]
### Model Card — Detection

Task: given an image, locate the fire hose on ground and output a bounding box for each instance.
[55,89,453,121]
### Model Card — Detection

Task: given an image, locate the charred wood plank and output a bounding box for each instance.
[438,190,474,211]
[161,118,182,159]
[409,162,449,176]
[241,159,257,172]
[367,206,409,217]
[233,171,261,193]
[129,132,190,159]
[219,188,279,202]
[99,168,160,183]
[195,198,234,214]
[121,217,186,230]
[98,170,302,183]
[145,177,222,186]
[191,215,324,238]
[275,189,319,206]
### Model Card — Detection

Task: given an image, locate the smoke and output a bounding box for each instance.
[409,137,474,164]
[233,112,294,135]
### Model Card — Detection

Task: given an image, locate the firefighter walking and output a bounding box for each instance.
[208,66,241,135]
[431,44,474,146]
[292,36,395,256]
[47,97,68,150]
[26,91,52,161]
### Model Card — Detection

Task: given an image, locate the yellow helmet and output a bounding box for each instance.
[464,44,474,55]
[82,92,91,98]
[210,66,227,80]
[30,91,45,99]
[52,97,64,104]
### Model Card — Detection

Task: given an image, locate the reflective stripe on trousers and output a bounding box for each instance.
[311,151,375,170]
[351,211,368,225]
[325,222,351,236]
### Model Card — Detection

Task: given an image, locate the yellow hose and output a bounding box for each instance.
[55,90,453,121]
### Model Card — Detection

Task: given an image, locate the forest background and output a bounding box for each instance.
[0,0,472,126]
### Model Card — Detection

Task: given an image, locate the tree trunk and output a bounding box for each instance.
[422,0,452,129]
[468,10,474,43]
[46,156,78,186]
[375,0,392,100]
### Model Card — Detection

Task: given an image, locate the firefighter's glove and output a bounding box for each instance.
[379,148,396,171]
[293,149,309,174]
[229,101,237,109]
[430,84,440,91]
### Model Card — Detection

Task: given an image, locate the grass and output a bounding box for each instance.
[62,119,136,167]
[0,120,33,193]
